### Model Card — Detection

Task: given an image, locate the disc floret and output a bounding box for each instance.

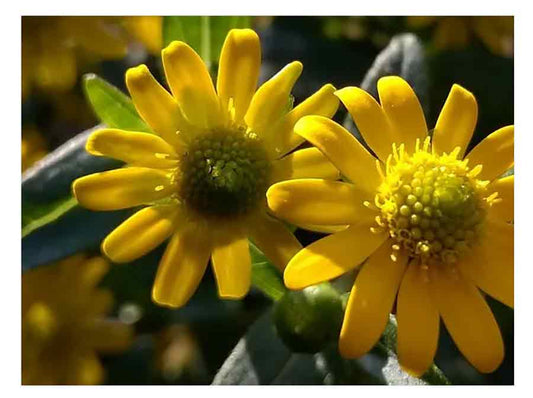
[374,137,494,265]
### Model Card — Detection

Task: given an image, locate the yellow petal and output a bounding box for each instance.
[433,84,478,158]
[339,241,408,358]
[66,17,127,58]
[377,76,428,153]
[284,225,389,290]
[73,352,105,385]
[335,86,393,162]
[35,44,77,92]
[397,262,440,377]
[466,125,514,181]
[211,228,251,299]
[293,223,349,234]
[102,205,181,263]
[86,128,179,168]
[459,219,514,308]
[248,213,302,271]
[162,41,222,128]
[267,179,373,226]
[217,29,261,124]
[488,175,514,223]
[271,147,340,183]
[429,263,504,373]
[268,84,340,156]
[125,65,190,147]
[294,115,381,194]
[152,224,212,308]
[73,168,175,210]
[245,61,303,137]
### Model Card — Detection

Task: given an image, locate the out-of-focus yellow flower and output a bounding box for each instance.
[124,16,163,55]
[22,16,128,97]
[22,127,47,172]
[407,16,513,57]
[267,76,513,375]
[72,29,340,309]
[22,255,133,385]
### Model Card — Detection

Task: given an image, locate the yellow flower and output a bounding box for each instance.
[22,17,128,97]
[124,16,163,56]
[407,16,513,57]
[22,127,47,172]
[267,76,513,376]
[22,255,133,385]
[72,29,340,309]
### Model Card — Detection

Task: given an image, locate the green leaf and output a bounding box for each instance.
[162,16,251,69]
[249,241,287,301]
[83,74,151,133]
[22,196,78,238]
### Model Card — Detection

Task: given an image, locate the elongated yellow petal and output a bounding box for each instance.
[271,147,340,183]
[152,224,212,308]
[73,168,175,210]
[397,262,440,377]
[429,263,504,373]
[377,76,427,153]
[433,84,478,158]
[248,213,302,271]
[102,205,181,263]
[245,61,303,137]
[162,41,222,128]
[294,116,381,194]
[488,175,514,223]
[284,225,389,290]
[339,241,408,358]
[211,228,251,299]
[126,64,190,148]
[335,86,393,162]
[267,179,373,226]
[217,29,261,124]
[466,125,514,181]
[86,128,178,168]
[268,84,340,156]
[459,219,514,308]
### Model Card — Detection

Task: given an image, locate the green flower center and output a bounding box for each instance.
[374,138,490,264]
[178,127,271,220]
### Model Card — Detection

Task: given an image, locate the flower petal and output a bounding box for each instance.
[73,168,175,210]
[397,262,440,377]
[268,84,340,156]
[102,205,181,263]
[377,76,428,153]
[466,125,514,181]
[294,115,381,194]
[125,64,190,147]
[248,213,302,271]
[284,225,389,290]
[152,223,212,308]
[429,264,504,373]
[73,352,105,385]
[271,147,340,183]
[488,175,514,223]
[339,241,408,358]
[211,227,251,299]
[86,128,178,168]
[267,179,373,226]
[162,41,222,128]
[217,29,261,124]
[459,219,514,308]
[335,86,393,162]
[245,61,303,137]
[433,84,478,158]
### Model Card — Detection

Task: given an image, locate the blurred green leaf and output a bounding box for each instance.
[83,74,151,133]
[249,241,287,301]
[162,16,251,69]
[22,196,78,238]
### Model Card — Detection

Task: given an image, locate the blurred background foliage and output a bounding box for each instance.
[21,15,513,385]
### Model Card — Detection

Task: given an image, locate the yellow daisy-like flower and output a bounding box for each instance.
[267,76,513,376]
[22,255,133,385]
[72,29,340,309]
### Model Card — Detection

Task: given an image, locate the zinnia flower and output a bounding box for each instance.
[22,255,133,384]
[72,29,340,308]
[267,76,513,375]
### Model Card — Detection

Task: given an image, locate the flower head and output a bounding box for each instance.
[267,76,513,375]
[22,255,133,385]
[73,29,340,308]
